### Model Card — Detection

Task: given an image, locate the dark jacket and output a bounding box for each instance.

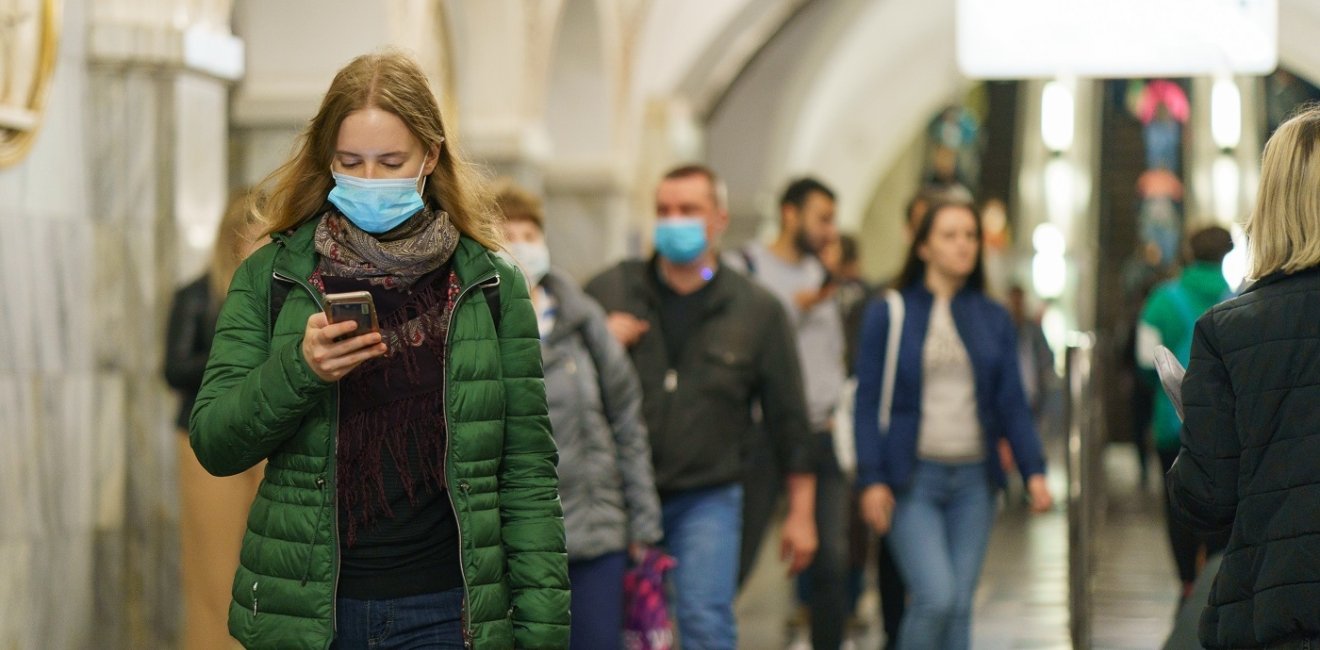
[1169,266,1320,648]
[853,284,1046,491]
[539,268,663,560]
[190,217,569,649]
[164,276,217,430]
[585,258,814,494]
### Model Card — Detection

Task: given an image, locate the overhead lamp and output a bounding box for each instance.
[1041,81,1075,153]
[1211,77,1242,150]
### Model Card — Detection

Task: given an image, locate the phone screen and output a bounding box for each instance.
[324,292,379,342]
[328,301,375,334]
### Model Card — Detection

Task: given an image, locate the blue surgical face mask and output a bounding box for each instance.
[653,216,708,264]
[328,160,429,234]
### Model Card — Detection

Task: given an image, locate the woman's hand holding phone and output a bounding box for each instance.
[301,312,387,382]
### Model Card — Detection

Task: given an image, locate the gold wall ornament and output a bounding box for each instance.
[0,0,61,169]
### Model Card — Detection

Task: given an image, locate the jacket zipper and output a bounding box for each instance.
[329,386,342,638]
[443,271,500,647]
[271,270,342,640]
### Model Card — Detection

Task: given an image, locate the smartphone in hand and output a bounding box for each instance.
[323,291,379,342]
[1153,345,1186,421]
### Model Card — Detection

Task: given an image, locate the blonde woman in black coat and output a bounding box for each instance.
[1169,106,1320,649]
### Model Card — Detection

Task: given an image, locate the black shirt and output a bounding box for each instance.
[657,268,718,368]
[324,265,462,600]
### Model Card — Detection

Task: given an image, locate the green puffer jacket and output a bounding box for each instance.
[189,216,570,649]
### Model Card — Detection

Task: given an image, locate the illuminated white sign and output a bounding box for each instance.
[957,0,1278,78]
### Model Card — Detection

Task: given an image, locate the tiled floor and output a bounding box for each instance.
[736,443,1184,649]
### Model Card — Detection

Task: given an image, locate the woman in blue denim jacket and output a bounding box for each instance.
[853,199,1053,650]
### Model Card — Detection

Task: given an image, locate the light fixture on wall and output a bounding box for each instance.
[1041,80,1075,154]
[1032,222,1067,299]
[1212,154,1241,224]
[1211,77,1242,150]
[1044,158,1074,229]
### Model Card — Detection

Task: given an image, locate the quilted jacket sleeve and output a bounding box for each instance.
[1168,313,1239,533]
[189,251,332,476]
[582,296,663,546]
[494,262,571,648]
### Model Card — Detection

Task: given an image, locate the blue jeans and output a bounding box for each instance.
[887,461,995,650]
[661,483,743,650]
[569,551,627,650]
[332,588,465,649]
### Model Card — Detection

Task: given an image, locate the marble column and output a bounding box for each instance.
[88,14,241,647]
[0,2,242,647]
[0,1,111,646]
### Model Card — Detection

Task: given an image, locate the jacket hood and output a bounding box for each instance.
[1179,262,1230,302]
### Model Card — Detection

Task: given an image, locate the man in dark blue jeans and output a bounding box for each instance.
[587,164,818,650]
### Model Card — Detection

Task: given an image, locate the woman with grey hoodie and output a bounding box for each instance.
[495,180,664,650]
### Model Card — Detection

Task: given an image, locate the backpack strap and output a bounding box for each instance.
[270,275,294,335]
[483,282,502,332]
[740,247,758,276]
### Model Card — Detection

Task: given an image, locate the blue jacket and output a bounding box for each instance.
[853,284,1047,490]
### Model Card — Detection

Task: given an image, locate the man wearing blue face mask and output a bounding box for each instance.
[586,164,818,650]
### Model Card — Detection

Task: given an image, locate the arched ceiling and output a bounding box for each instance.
[694,0,1320,231]
[230,0,1320,226]
[703,0,963,231]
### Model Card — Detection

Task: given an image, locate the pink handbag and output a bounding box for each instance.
[622,549,677,650]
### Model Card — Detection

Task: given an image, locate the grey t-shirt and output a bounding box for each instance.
[728,243,846,432]
[917,297,984,461]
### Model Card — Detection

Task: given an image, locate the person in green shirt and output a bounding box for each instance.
[1135,225,1234,602]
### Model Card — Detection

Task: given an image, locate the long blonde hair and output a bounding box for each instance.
[209,189,260,305]
[255,50,499,250]
[1246,105,1320,278]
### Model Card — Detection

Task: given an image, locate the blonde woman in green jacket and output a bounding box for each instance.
[189,51,569,649]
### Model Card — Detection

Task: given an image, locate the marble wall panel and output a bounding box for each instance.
[0,539,33,649]
[0,214,39,374]
[2,0,239,643]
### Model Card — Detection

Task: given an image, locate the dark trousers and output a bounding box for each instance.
[795,433,851,649]
[1132,378,1154,485]
[569,551,628,650]
[739,423,783,587]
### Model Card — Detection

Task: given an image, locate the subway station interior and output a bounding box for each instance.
[2,0,1317,648]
